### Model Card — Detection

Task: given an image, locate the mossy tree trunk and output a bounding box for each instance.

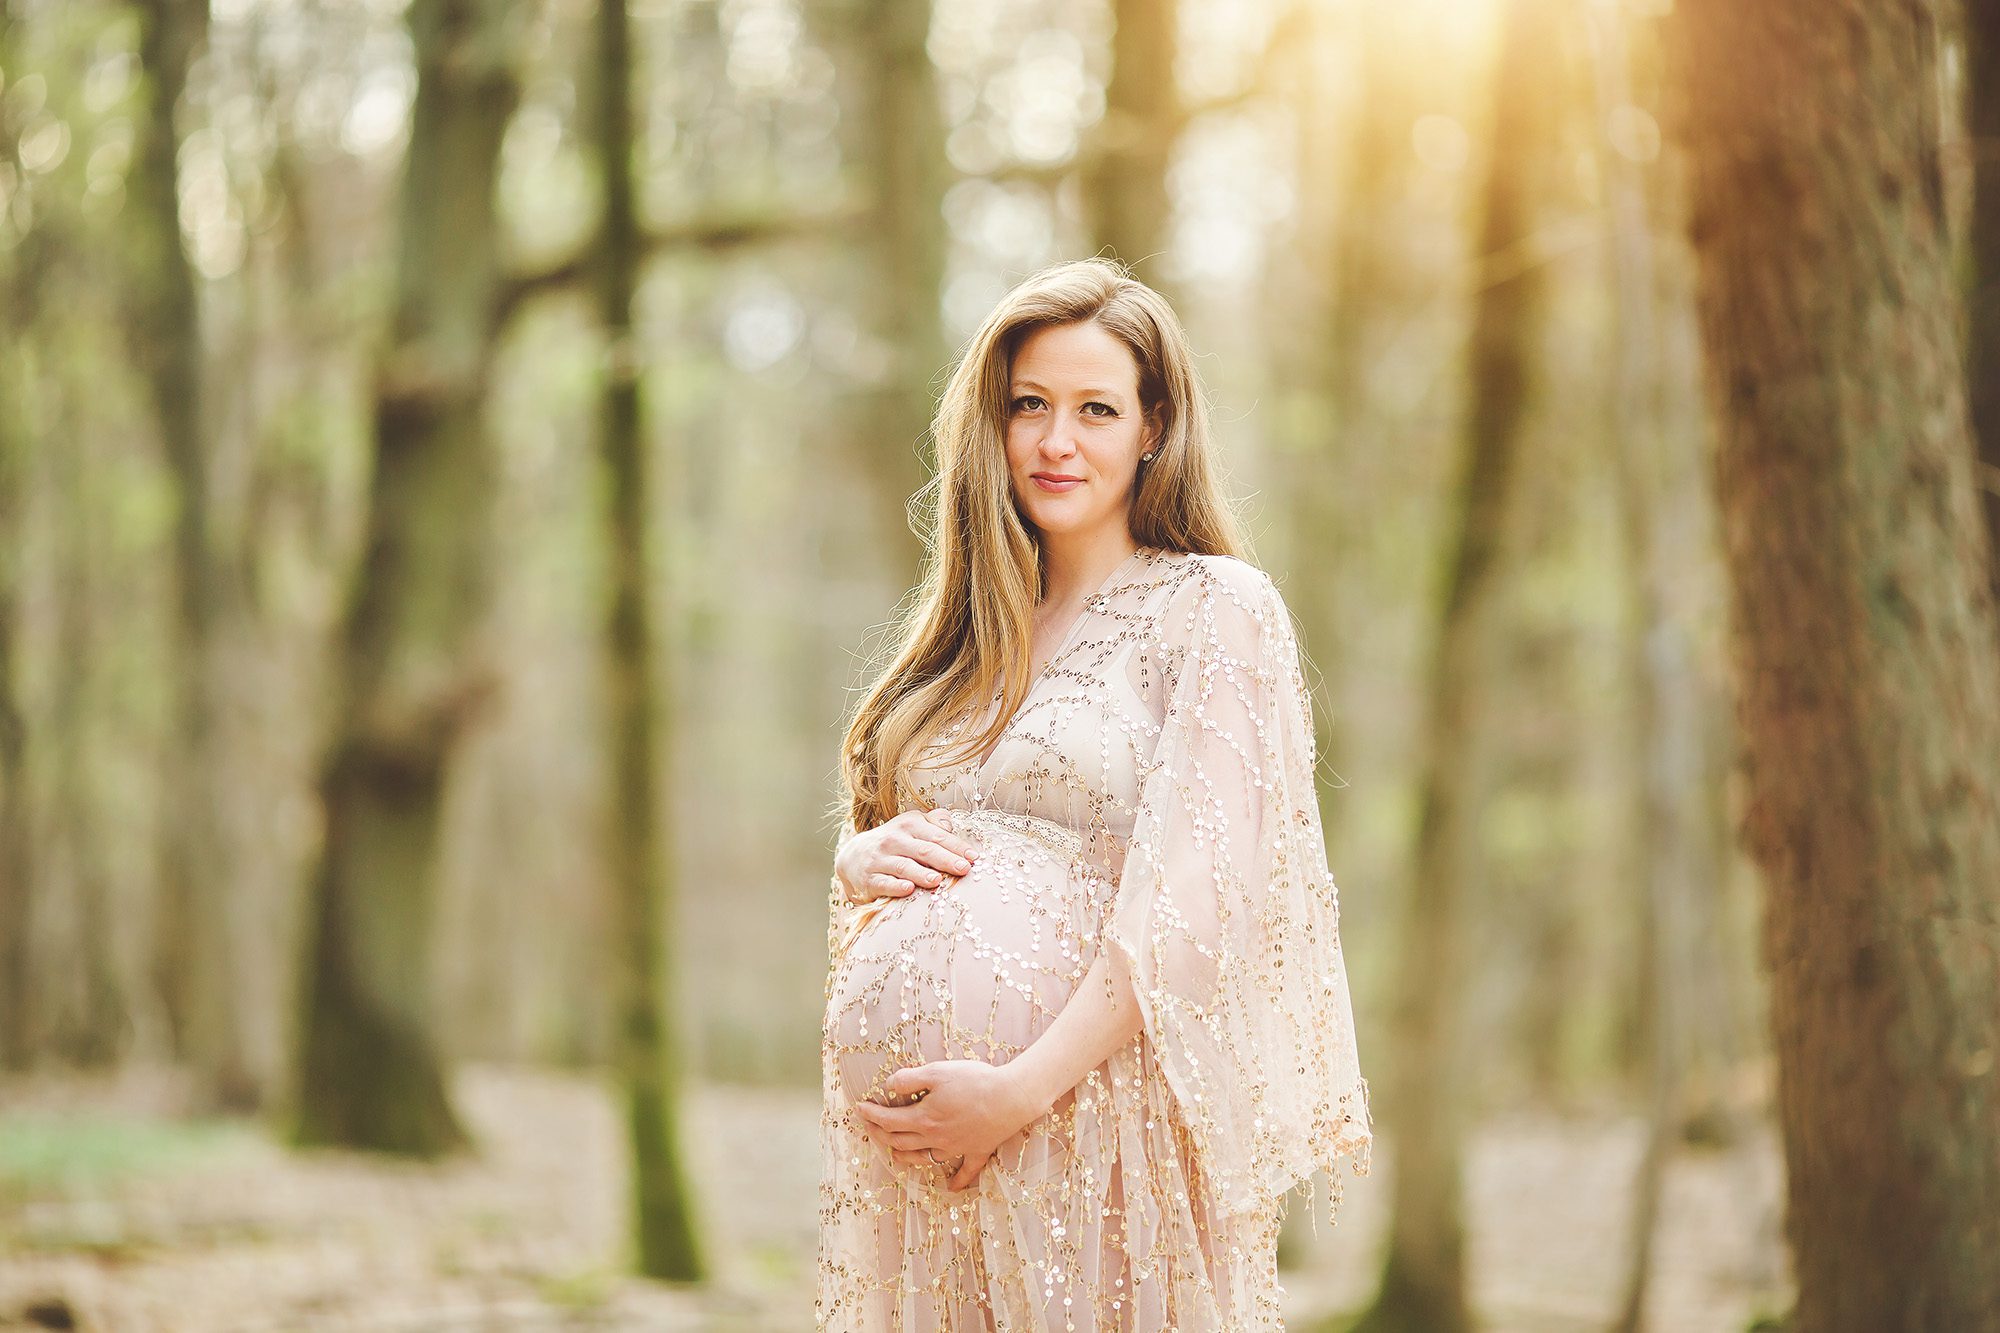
[1670,0,2000,1324]
[0,98,36,1068]
[1350,1,1562,1329]
[128,0,259,1109]
[593,0,705,1281]
[42,349,126,1068]
[0,417,26,1072]
[290,0,526,1156]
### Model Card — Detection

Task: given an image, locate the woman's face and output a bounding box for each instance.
[1003,320,1156,546]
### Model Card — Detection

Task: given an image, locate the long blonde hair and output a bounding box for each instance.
[836,257,1250,834]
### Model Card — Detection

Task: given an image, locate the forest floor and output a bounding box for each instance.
[0,1063,1791,1332]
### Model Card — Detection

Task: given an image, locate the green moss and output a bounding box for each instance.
[537,1264,617,1311]
[0,1109,254,1195]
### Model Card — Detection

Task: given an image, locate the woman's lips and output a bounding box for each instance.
[1032,475,1084,492]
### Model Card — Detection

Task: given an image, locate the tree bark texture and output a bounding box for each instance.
[291,0,525,1155]
[1968,0,2000,613]
[1670,1,2000,1325]
[129,0,261,1109]
[594,0,706,1281]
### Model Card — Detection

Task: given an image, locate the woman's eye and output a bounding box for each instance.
[1011,395,1116,417]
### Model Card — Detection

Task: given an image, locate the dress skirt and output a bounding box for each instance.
[818,805,1285,1331]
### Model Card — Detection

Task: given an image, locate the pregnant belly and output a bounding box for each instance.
[825,807,1108,1112]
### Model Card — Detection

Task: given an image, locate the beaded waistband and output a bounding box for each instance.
[945,805,1085,863]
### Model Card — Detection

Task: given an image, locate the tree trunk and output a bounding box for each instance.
[1084,0,1176,285]
[847,0,949,587]
[1669,0,2000,1325]
[1264,2,1415,1270]
[290,0,525,1155]
[593,0,706,1280]
[1270,0,1411,821]
[0,213,39,1072]
[44,381,125,1068]
[0,438,27,1070]
[1586,8,1733,1328]
[1969,0,2000,611]
[1351,1,1561,1329]
[128,0,257,1109]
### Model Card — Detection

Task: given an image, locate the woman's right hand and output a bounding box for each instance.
[835,808,981,906]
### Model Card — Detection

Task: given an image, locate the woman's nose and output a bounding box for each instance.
[1040,424,1080,457]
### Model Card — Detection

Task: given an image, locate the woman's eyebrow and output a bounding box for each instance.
[1012,379,1126,402]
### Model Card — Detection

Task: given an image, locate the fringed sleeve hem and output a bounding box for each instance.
[1105,556,1373,1219]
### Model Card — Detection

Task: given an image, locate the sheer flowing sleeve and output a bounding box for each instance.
[827,814,865,968]
[1107,557,1373,1218]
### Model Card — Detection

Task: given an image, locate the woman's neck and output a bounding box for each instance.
[1038,531,1140,609]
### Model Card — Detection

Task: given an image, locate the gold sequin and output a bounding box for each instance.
[820,547,1372,1330]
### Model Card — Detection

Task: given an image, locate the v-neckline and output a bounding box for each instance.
[972,544,1148,771]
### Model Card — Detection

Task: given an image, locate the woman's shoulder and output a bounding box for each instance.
[1142,550,1291,649]
[1152,548,1280,610]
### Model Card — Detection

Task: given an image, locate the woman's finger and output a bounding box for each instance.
[945,1151,990,1193]
[917,811,984,865]
[878,855,952,889]
[856,1120,919,1156]
[916,840,977,878]
[844,873,911,905]
[889,818,982,869]
[866,873,916,900]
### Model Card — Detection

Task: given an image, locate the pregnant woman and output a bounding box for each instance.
[818,258,1372,1330]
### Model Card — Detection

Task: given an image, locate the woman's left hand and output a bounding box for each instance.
[851,1060,1045,1193]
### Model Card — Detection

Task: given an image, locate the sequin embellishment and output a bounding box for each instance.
[819,548,1372,1331]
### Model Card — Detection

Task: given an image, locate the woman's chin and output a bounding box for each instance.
[1019,504,1107,538]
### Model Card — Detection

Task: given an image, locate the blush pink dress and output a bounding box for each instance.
[818,546,1372,1331]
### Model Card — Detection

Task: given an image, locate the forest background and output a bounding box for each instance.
[1,0,1996,1329]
